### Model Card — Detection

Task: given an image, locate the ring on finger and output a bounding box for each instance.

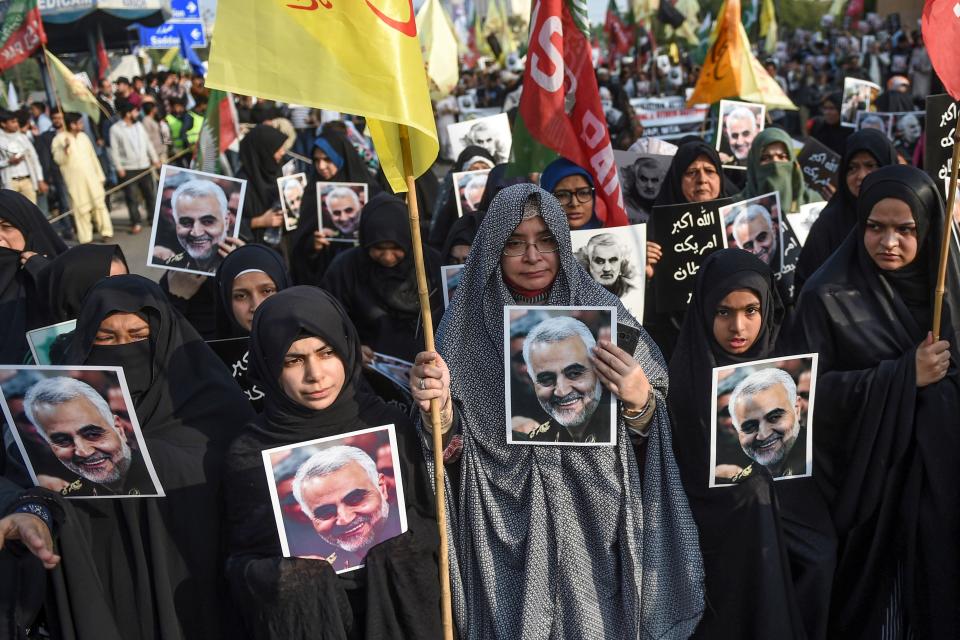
[419,377,427,391]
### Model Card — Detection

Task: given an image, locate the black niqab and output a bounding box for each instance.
[796,129,898,291]
[214,243,291,337]
[793,165,960,637]
[223,287,441,639]
[49,275,255,640]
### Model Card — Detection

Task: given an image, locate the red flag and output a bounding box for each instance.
[604,0,633,58]
[0,0,46,73]
[96,35,109,81]
[521,0,628,226]
[922,0,960,100]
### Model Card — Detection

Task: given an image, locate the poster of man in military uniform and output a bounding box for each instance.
[506,307,617,446]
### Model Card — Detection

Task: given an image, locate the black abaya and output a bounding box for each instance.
[322,193,442,362]
[49,275,255,640]
[223,286,441,639]
[237,125,288,243]
[793,166,960,638]
[669,249,835,640]
[0,190,67,362]
[795,129,898,292]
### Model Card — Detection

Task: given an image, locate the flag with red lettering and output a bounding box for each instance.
[519,0,629,226]
[604,0,633,59]
[922,0,960,100]
[0,0,45,73]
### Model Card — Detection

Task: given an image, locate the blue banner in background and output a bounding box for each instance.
[139,21,206,49]
[169,0,200,20]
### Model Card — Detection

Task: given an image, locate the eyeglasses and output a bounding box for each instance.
[553,187,594,206]
[502,236,560,256]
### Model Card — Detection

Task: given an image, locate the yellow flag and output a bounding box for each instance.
[759,0,777,55]
[45,49,102,123]
[206,1,438,193]
[687,0,795,110]
[160,47,179,70]
[416,0,459,100]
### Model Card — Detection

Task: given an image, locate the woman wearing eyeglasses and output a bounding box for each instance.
[538,157,602,230]
[668,248,835,640]
[406,183,704,639]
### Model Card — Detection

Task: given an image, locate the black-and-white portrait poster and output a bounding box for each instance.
[505,306,617,446]
[615,150,672,224]
[148,166,247,276]
[650,198,730,312]
[446,112,512,164]
[0,366,165,498]
[570,224,646,322]
[716,100,766,168]
[261,424,408,574]
[710,354,817,487]
[278,172,307,231]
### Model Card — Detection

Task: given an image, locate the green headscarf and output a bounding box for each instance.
[741,127,821,212]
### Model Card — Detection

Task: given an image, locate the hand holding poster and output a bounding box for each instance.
[796,139,840,197]
[505,306,618,446]
[148,166,247,277]
[650,198,731,312]
[710,354,817,487]
[0,366,164,498]
[261,424,407,574]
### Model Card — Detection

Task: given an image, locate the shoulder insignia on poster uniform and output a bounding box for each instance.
[61,479,84,496]
[731,464,754,483]
[164,252,186,265]
[529,420,552,439]
[326,551,337,565]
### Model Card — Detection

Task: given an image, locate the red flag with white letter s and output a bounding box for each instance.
[922,0,960,100]
[521,0,629,227]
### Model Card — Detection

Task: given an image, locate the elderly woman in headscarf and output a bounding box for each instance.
[289,129,382,285]
[644,141,736,359]
[0,190,67,362]
[669,249,835,640]
[428,145,496,251]
[538,157,629,230]
[223,286,442,638]
[795,128,898,291]
[793,165,960,638]
[322,193,442,362]
[50,275,255,638]
[408,183,703,639]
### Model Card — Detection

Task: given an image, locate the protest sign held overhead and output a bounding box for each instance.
[651,197,731,311]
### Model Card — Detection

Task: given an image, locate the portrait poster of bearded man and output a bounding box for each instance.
[318,182,369,243]
[708,354,818,487]
[505,307,618,446]
[148,166,247,277]
[716,100,766,169]
[451,168,491,218]
[570,224,647,322]
[278,172,308,231]
[720,191,785,274]
[261,423,407,573]
[0,366,164,498]
[446,112,513,165]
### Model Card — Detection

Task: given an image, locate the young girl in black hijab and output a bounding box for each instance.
[50,275,255,639]
[795,128,898,290]
[0,190,67,362]
[322,193,442,362]
[214,243,291,337]
[223,286,441,638]
[289,129,382,285]
[793,165,960,638]
[669,249,835,640]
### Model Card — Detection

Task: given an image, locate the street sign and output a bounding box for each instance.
[169,0,200,21]
[139,21,206,49]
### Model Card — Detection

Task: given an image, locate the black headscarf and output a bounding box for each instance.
[37,244,127,324]
[49,275,255,639]
[653,141,736,207]
[0,190,67,362]
[289,129,382,285]
[427,145,496,251]
[808,92,853,156]
[223,287,441,639]
[668,249,819,639]
[796,128,899,291]
[793,165,960,637]
[238,124,289,241]
[214,243,291,337]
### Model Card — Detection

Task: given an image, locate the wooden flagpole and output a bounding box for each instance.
[933,120,960,340]
[397,124,454,640]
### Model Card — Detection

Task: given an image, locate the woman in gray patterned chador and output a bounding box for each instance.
[409,183,704,639]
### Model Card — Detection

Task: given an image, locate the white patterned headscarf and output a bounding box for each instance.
[428,183,704,639]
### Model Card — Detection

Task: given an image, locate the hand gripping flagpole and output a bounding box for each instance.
[398,124,455,640]
[933,119,960,340]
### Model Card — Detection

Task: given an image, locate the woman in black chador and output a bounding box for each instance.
[669,249,835,639]
[223,286,442,639]
[794,165,960,638]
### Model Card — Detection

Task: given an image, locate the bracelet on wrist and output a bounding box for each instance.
[622,394,653,421]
